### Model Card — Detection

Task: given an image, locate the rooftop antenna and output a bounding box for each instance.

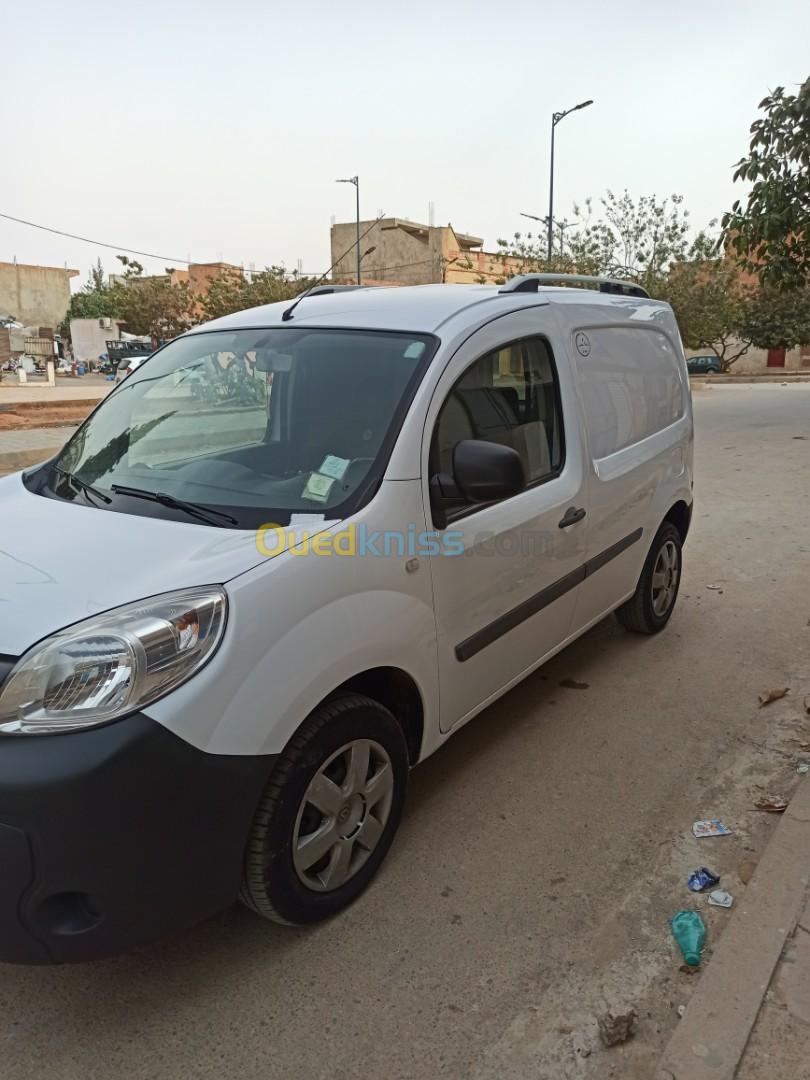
[282,211,385,322]
[428,201,435,227]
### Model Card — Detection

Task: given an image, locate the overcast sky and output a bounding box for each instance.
[2,0,808,290]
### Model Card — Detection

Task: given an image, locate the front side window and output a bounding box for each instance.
[42,327,434,528]
[431,335,564,504]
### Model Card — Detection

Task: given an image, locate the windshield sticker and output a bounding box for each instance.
[318,454,351,481]
[302,472,336,503]
[290,512,327,525]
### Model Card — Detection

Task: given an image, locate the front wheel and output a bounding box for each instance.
[615,522,682,634]
[240,694,409,925]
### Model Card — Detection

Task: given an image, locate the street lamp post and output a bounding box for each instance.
[336,176,360,284]
[547,100,593,261]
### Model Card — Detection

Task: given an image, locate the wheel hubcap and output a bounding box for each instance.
[651,539,680,616]
[292,739,394,892]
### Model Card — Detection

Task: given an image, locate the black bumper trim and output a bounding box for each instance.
[0,713,276,964]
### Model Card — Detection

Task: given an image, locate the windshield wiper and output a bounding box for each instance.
[110,484,239,526]
[54,466,112,505]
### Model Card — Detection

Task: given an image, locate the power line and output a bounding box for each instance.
[0,210,473,283]
[0,211,195,266]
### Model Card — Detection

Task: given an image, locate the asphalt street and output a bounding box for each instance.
[1,385,809,1080]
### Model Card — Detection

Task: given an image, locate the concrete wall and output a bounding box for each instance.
[0,263,79,328]
[70,318,122,362]
[331,219,441,284]
[330,219,525,286]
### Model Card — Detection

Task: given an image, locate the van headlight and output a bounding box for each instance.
[0,587,227,735]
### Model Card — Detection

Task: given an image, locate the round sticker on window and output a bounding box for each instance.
[574,332,591,357]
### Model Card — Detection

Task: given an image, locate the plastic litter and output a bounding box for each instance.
[692,819,732,838]
[708,890,734,908]
[671,910,706,967]
[798,762,810,775]
[687,867,720,892]
[677,1004,686,1018]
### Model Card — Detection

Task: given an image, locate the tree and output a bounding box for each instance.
[200,266,315,321]
[111,257,195,341]
[61,258,119,334]
[661,238,756,371]
[722,78,810,289]
[739,284,810,350]
[496,191,693,292]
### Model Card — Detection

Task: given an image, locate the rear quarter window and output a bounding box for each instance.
[574,326,686,459]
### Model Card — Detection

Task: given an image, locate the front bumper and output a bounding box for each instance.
[0,712,275,964]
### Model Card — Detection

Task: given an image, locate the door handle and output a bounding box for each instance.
[558,506,586,528]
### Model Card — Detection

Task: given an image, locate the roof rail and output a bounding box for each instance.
[306,284,376,296]
[499,273,650,299]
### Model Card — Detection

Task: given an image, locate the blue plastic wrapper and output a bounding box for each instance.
[687,867,720,892]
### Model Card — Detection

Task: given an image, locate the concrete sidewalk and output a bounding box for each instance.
[658,776,810,1078]
[0,426,76,475]
[0,379,111,403]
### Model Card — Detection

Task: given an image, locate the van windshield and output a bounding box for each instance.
[48,327,435,528]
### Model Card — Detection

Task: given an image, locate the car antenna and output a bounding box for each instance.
[281,212,386,322]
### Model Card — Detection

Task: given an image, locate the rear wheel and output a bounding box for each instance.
[240,694,408,925]
[615,522,682,634]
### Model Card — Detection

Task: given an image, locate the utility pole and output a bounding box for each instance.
[336,176,361,283]
[547,100,593,261]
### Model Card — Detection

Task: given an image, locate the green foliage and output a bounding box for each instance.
[722,79,810,289]
[739,284,810,349]
[62,258,118,334]
[660,234,755,371]
[200,266,315,321]
[496,191,693,292]
[111,257,194,340]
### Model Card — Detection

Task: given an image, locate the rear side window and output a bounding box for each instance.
[574,327,686,459]
[431,336,564,489]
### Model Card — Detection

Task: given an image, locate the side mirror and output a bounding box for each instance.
[453,439,526,503]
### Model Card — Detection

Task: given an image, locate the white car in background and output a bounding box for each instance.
[115,352,151,381]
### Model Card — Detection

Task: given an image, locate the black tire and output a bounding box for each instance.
[615,522,682,634]
[240,694,408,925]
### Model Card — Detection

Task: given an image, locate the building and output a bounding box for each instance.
[0,261,79,328]
[69,317,125,363]
[330,218,522,286]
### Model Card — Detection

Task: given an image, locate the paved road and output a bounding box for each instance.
[1,386,809,1079]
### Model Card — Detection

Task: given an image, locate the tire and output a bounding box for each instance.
[615,522,682,634]
[240,694,409,925]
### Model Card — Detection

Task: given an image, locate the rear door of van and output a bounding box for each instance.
[556,304,691,633]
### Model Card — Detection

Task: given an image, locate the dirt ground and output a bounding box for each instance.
[0,405,94,430]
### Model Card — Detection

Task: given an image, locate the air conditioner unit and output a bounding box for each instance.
[98,317,113,329]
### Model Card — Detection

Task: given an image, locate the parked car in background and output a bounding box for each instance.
[686,355,722,375]
[115,352,151,382]
[0,275,693,963]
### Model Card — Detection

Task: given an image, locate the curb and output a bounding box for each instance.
[657,778,810,1079]
[0,398,101,415]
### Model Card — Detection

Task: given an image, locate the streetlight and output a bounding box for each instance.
[547,100,593,261]
[336,176,360,284]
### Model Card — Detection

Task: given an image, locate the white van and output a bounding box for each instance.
[0,275,692,962]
